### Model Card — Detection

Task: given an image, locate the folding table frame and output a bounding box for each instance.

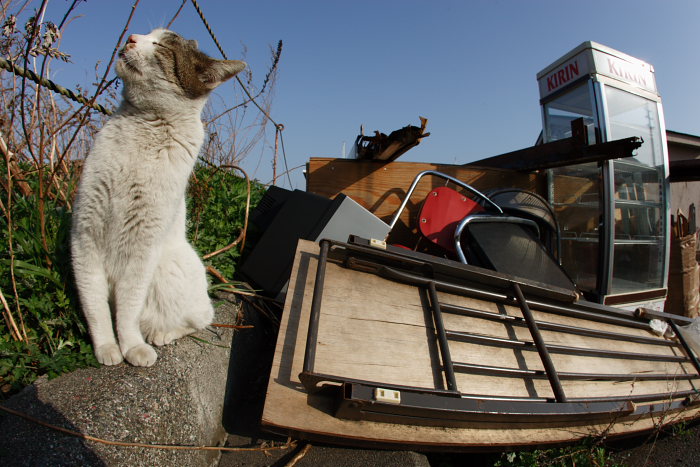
[298,237,700,427]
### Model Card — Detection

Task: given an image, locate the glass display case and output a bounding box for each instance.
[606,88,666,296]
[537,42,669,309]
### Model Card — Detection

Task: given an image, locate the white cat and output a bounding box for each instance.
[71,29,246,367]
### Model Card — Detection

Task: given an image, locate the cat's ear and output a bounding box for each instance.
[201,59,247,90]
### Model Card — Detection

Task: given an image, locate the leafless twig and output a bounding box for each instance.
[0,405,296,452]
[284,442,312,467]
[166,0,187,29]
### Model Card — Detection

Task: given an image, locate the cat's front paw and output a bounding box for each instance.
[124,343,158,367]
[95,344,124,365]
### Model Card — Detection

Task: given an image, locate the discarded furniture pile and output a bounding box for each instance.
[237,119,700,450]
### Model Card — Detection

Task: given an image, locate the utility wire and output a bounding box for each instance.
[0,56,112,115]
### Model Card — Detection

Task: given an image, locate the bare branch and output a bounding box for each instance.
[166,0,187,29]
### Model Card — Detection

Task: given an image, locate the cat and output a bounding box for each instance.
[71,28,246,367]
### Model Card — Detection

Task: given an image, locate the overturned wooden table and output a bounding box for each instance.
[261,239,700,450]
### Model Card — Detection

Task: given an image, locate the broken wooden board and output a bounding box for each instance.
[261,240,700,450]
[355,117,430,162]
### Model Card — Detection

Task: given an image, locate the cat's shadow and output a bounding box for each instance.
[221,294,283,441]
[0,385,106,465]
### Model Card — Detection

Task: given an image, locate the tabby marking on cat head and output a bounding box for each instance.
[116,28,246,110]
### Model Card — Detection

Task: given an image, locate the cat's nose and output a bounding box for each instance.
[125,35,140,51]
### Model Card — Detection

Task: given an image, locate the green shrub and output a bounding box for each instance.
[0,172,98,397]
[187,164,267,279]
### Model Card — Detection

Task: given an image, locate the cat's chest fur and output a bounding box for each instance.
[75,110,203,252]
[92,111,202,188]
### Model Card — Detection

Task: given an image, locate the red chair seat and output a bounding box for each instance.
[418,186,484,253]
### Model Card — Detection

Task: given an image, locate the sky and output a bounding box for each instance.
[17,0,700,189]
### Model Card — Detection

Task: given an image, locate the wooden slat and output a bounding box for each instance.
[314,266,436,389]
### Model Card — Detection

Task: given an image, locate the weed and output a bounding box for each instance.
[187,164,266,279]
[496,439,622,467]
[0,165,264,398]
[0,168,99,397]
[669,420,691,437]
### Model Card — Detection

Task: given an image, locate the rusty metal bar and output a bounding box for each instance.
[426,281,459,392]
[446,331,689,363]
[302,239,330,374]
[568,390,700,404]
[636,307,695,325]
[336,382,634,426]
[668,320,700,376]
[453,362,698,382]
[512,283,567,402]
[455,389,699,404]
[440,302,676,347]
[368,261,649,331]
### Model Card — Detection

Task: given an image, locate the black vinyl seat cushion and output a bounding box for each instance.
[464,222,574,291]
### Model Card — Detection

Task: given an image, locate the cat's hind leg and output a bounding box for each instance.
[141,240,214,346]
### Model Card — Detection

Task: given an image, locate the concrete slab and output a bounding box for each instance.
[0,299,239,467]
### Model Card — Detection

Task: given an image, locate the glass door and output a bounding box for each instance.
[543,82,604,297]
[604,86,667,295]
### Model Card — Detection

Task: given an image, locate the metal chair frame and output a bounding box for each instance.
[389,170,547,265]
[387,170,502,232]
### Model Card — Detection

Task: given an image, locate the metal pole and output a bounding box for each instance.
[452,361,697,382]
[668,320,700,376]
[302,240,330,373]
[447,330,688,362]
[427,281,459,392]
[440,302,675,347]
[512,283,567,402]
